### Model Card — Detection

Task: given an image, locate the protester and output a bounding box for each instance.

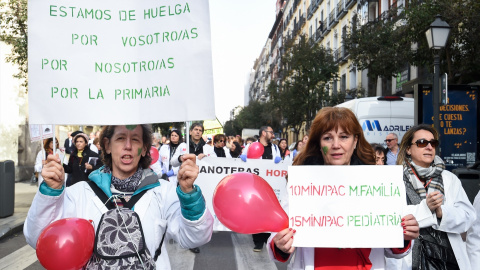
[302,134,308,144]
[93,137,102,157]
[152,132,162,151]
[390,124,476,269]
[63,132,74,154]
[203,134,231,158]
[278,138,290,160]
[170,122,207,254]
[371,143,387,165]
[241,126,282,252]
[269,107,419,269]
[467,191,480,269]
[289,140,304,161]
[229,141,242,158]
[245,137,255,146]
[24,125,213,269]
[159,130,187,183]
[385,133,399,165]
[63,133,102,186]
[34,137,64,186]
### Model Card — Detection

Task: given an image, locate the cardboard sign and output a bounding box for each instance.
[288,165,406,248]
[28,0,215,125]
[195,157,289,231]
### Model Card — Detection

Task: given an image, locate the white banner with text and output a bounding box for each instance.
[288,165,406,248]
[28,0,215,125]
[195,157,289,231]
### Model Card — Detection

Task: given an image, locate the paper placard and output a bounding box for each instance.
[28,0,215,125]
[29,124,54,142]
[288,165,406,248]
[195,157,289,231]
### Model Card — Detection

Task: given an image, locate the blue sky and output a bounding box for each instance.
[209,1,276,125]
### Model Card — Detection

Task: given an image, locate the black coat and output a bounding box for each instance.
[189,137,206,156]
[63,147,102,186]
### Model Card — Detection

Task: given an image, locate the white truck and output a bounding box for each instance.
[241,128,260,140]
[335,96,414,147]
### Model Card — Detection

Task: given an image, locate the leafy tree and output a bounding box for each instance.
[0,0,28,89]
[271,34,338,134]
[403,0,480,84]
[344,9,410,96]
[223,119,242,136]
[345,0,480,88]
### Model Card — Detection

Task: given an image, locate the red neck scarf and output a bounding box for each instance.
[314,248,372,270]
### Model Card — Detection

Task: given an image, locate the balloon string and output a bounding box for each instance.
[111,194,147,270]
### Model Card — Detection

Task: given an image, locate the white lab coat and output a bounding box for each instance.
[202,144,232,158]
[159,143,187,183]
[34,149,64,186]
[386,170,476,270]
[466,191,480,270]
[24,179,213,270]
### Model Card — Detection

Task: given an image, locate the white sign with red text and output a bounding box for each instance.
[288,165,406,248]
[195,157,289,231]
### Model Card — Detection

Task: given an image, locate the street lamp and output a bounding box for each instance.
[425,15,451,148]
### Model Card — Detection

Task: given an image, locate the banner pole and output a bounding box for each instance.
[186,122,190,153]
[52,125,56,154]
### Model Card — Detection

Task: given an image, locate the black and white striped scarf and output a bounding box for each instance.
[403,155,445,200]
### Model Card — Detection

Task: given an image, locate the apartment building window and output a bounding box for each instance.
[341,74,346,93]
[310,25,313,38]
[350,68,357,90]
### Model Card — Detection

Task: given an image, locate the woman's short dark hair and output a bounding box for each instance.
[100,125,152,169]
[214,134,226,144]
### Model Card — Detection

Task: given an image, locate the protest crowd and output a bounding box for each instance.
[25,107,480,270]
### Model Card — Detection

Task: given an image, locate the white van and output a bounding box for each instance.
[335,96,414,147]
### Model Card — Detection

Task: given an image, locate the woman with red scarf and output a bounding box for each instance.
[268,107,420,270]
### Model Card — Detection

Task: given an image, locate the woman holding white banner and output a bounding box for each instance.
[34,137,64,186]
[390,124,476,270]
[268,107,420,270]
[159,129,187,183]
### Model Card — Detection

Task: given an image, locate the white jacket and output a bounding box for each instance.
[34,149,64,186]
[159,143,187,183]
[466,191,480,269]
[24,177,214,270]
[386,170,476,270]
[202,144,232,158]
[242,142,281,162]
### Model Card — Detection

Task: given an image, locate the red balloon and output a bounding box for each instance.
[247,142,264,159]
[213,172,288,234]
[150,146,159,165]
[36,218,95,270]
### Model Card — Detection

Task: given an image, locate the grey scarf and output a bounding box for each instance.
[405,155,445,200]
[104,166,143,192]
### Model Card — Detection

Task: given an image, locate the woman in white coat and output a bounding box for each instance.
[269,107,419,270]
[159,130,187,183]
[202,134,231,158]
[392,124,476,270]
[34,137,64,186]
[24,125,213,270]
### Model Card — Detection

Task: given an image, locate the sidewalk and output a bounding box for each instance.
[0,181,37,240]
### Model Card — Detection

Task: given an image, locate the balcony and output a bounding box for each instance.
[333,48,339,63]
[315,22,324,41]
[337,0,347,19]
[299,13,306,26]
[338,45,348,63]
[322,19,330,34]
[345,0,355,9]
[329,10,338,27]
